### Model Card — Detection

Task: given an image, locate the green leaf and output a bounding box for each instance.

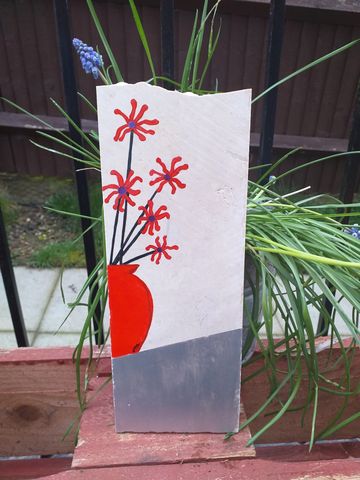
[129,0,157,85]
[253,39,360,103]
[86,0,124,82]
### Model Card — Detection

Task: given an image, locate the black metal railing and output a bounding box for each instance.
[1,0,358,346]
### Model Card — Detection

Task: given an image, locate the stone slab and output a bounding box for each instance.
[32,332,82,347]
[0,267,59,330]
[41,268,89,333]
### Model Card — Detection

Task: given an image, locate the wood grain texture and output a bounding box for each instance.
[0,391,79,456]
[0,457,72,480]
[33,457,360,480]
[1,0,360,184]
[0,346,110,457]
[72,379,255,469]
[242,344,360,444]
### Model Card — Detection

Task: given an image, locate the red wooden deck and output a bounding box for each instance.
[2,346,360,480]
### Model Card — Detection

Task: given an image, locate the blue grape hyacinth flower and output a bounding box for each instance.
[344,224,360,240]
[73,38,103,80]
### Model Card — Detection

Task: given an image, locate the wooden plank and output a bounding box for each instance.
[0,4,16,112]
[316,25,351,138]
[301,23,336,137]
[69,0,97,116]
[330,25,360,139]
[10,134,30,176]
[0,456,72,480]
[174,9,194,86]
[142,6,161,80]
[276,19,303,134]
[124,3,145,83]
[0,111,349,151]
[38,457,360,480]
[0,0,31,111]
[227,14,248,91]
[33,0,65,115]
[15,0,47,114]
[0,112,98,133]
[286,21,318,136]
[233,0,360,13]
[0,391,79,456]
[0,133,16,173]
[72,379,255,470]
[242,15,267,132]
[106,2,127,87]
[242,344,360,444]
[250,132,347,152]
[0,346,110,457]
[209,12,231,92]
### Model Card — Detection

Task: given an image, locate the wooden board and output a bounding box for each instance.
[0,346,109,457]
[72,379,255,469]
[35,457,360,480]
[0,456,72,480]
[242,343,360,444]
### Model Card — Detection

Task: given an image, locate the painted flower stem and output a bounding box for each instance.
[122,223,148,257]
[109,197,121,264]
[112,189,158,265]
[119,131,134,264]
[123,251,153,265]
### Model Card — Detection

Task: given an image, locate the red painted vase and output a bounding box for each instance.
[108,264,153,358]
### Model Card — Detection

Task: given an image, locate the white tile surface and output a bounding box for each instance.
[0,267,60,330]
[98,83,251,350]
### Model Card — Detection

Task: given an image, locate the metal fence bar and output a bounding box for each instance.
[53,0,104,345]
[0,205,28,347]
[258,0,286,167]
[160,0,175,90]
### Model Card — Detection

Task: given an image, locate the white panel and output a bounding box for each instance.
[97,82,251,350]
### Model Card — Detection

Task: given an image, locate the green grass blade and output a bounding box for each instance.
[86,0,124,82]
[50,98,100,154]
[253,39,360,103]
[180,10,199,91]
[129,0,157,85]
[78,92,97,114]
[191,0,208,91]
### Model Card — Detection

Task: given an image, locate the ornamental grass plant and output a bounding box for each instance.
[4,0,360,447]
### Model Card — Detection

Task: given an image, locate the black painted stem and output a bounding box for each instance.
[124,251,153,265]
[109,198,121,264]
[118,131,134,265]
[112,189,158,265]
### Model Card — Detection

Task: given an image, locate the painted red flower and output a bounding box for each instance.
[145,235,179,265]
[113,99,159,142]
[138,200,170,235]
[102,169,142,212]
[149,156,189,194]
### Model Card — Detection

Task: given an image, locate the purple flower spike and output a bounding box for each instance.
[344,224,360,240]
[72,38,103,80]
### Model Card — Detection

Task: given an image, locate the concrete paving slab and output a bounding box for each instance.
[32,332,81,347]
[0,330,36,348]
[0,267,60,331]
[41,269,89,333]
